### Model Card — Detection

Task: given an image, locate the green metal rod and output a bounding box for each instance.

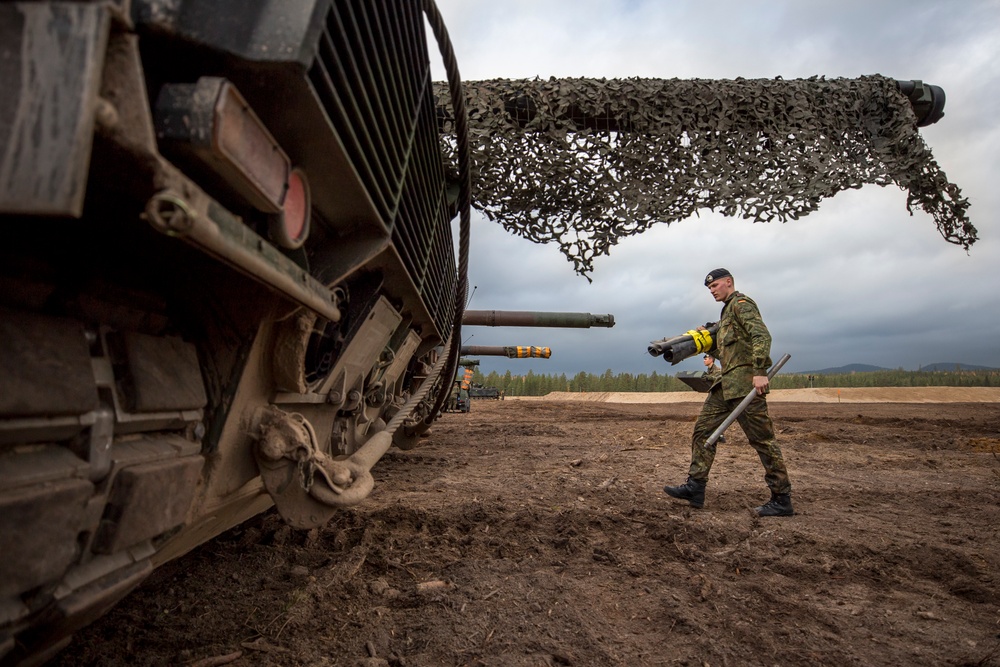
[704,353,791,447]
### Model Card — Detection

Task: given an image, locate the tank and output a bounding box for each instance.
[0,1,468,662]
[0,1,966,663]
[468,383,503,400]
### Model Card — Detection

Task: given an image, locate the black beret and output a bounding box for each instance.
[704,268,732,286]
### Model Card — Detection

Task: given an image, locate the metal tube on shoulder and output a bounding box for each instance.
[704,353,791,447]
[648,323,719,364]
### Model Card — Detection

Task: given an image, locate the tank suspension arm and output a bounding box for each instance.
[320,331,455,506]
[257,332,455,526]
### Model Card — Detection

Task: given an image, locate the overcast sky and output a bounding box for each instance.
[429,0,1000,377]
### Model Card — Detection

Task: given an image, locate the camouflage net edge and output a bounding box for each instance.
[434,76,975,277]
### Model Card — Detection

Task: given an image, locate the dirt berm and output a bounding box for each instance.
[534,386,1000,403]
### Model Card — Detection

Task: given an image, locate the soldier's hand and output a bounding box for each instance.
[753,375,769,396]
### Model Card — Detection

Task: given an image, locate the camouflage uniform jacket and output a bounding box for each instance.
[708,291,773,400]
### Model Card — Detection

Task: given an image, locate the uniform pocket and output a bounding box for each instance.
[718,324,735,347]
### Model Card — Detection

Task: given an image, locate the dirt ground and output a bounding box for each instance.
[58,392,1000,667]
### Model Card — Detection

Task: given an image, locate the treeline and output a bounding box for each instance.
[470,368,1000,397]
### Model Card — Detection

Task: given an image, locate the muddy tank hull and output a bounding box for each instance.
[0,1,461,662]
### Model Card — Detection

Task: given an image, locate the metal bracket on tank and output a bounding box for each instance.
[143,188,341,324]
[254,407,394,529]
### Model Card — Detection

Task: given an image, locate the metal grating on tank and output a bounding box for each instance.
[308,0,419,227]
[308,0,456,338]
[394,91,457,339]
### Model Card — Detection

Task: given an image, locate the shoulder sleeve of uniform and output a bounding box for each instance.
[732,295,762,320]
[732,294,771,373]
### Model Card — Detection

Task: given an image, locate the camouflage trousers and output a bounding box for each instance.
[688,386,791,494]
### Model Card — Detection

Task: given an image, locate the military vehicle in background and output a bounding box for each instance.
[452,311,615,409]
[445,364,475,414]
[445,380,471,413]
[0,0,963,663]
[469,384,503,400]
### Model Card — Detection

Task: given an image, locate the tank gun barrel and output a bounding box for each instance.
[896,80,945,127]
[463,310,614,328]
[461,346,552,359]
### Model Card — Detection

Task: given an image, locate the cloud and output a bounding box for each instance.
[432,0,1000,377]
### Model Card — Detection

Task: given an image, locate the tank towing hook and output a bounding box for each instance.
[254,326,453,528]
[254,407,393,529]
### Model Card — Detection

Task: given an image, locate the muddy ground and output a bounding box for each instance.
[59,395,1000,666]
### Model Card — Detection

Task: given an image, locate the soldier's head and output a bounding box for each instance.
[703,355,715,368]
[704,268,734,302]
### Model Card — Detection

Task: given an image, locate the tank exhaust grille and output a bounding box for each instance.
[308,0,456,338]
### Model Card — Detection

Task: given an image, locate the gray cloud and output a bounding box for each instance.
[432,0,1000,377]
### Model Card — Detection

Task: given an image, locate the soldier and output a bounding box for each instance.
[663,268,793,516]
[702,354,720,382]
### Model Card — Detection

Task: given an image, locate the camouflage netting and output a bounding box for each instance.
[434,76,975,277]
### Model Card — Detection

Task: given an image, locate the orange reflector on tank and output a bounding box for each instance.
[212,81,290,212]
[155,77,292,216]
[270,168,312,249]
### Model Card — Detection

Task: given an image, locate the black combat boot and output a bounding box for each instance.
[755,493,794,517]
[663,477,706,508]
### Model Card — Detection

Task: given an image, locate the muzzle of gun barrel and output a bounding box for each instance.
[648,334,684,357]
[662,339,700,365]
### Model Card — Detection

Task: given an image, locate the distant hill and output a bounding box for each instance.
[798,363,889,375]
[918,362,997,371]
[798,362,996,375]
